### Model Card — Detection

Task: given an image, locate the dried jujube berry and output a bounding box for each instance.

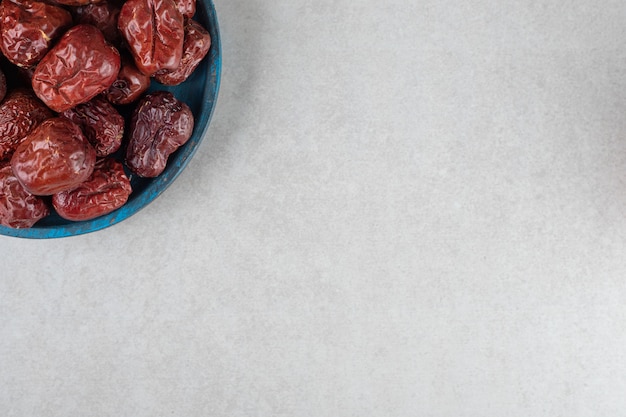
[73,2,122,45]
[154,19,211,86]
[105,53,151,105]
[118,0,184,76]
[0,89,52,160]
[11,117,96,195]
[52,158,132,221]
[0,0,72,68]
[0,164,49,228]
[60,96,124,157]
[32,24,121,112]
[126,91,194,178]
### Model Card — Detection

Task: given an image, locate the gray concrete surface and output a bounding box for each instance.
[2,1,626,415]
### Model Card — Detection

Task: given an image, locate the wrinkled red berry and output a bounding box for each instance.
[73,2,122,45]
[105,53,151,105]
[11,117,96,195]
[52,158,132,221]
[32,24,121,112]
[154,19,211,86]
[0,89,52,161]
[126,91,194,178]
[0,164,49,228]
[0,0,72,68]
[60,96,124,157]
[118,0,184,76]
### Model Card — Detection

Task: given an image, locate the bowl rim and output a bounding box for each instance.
[0,0,222,239]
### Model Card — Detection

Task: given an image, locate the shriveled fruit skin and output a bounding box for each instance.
[126,91,194,178]
[0,89,52,161]
[53,158,132,221]
[32,24,121,112]
[174,0,195,18]
[73,2,122,45]
[0,0,72,68]
[11,118,96,195]
[118,0,184,76]
[60,96,124,157]
[105,53,151,105]
[0,164,49,228]
[154,19,211,86]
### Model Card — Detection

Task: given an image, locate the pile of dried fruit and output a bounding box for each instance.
[0,0,212,228]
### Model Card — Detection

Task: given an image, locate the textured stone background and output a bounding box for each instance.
[2,1,626,415]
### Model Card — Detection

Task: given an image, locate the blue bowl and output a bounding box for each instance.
[0,0,221,239]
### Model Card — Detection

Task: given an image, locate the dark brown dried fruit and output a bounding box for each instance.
[0,0,72,68]
[105,53,151,105]
[60,96,124,157]
[0,164,49,228]
[0,89,52,160]
[118,0,184,76]
[52,158,131,221]
[32,24,121,112]
[11,117,96,195]
[154,19,210,86]
[73,2,122,45]
[126,91,194,177]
